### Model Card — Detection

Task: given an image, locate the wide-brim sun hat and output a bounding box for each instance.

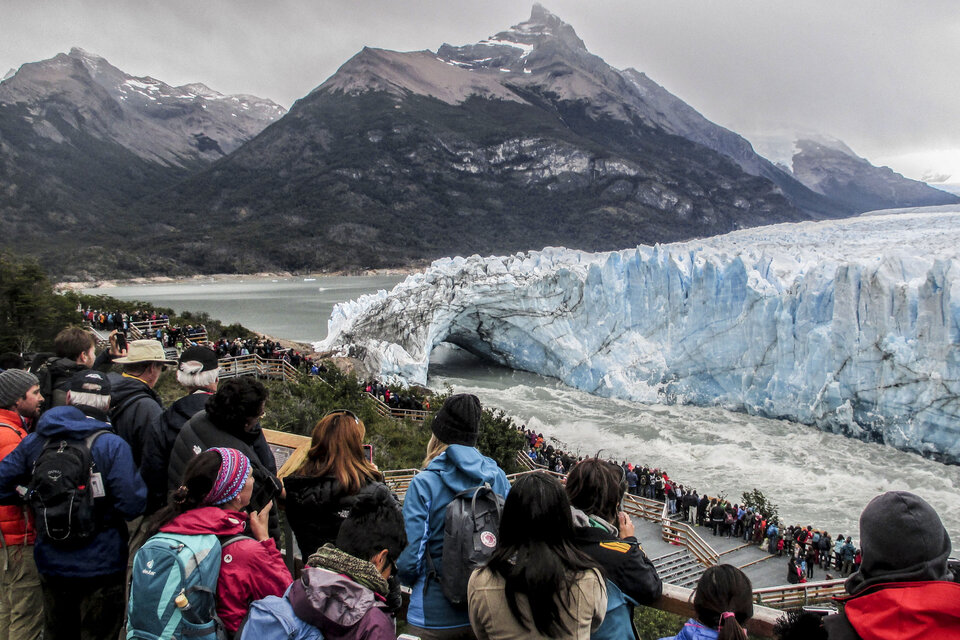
[112,339,177,365]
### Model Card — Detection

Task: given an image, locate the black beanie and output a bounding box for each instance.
[431,394,481,447]
[845,491,952,595]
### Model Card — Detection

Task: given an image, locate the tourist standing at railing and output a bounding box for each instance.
[281,410,387,558]
[565,458,661,640]
[659,565,753,640]
[397,394,510,640]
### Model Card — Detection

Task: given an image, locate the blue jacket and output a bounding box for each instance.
[0,406,146,577]
[396,445,510,630]
[660,619,719,640]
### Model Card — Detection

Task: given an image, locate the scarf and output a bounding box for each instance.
[307,543,388,597]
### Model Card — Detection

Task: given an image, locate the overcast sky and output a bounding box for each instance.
[2,0,958,181]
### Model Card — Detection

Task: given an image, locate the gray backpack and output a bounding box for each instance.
[426,483,504,607]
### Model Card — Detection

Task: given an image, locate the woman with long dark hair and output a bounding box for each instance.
[282,409,385,556]
[468,472,607,639]
[659,564,753,640]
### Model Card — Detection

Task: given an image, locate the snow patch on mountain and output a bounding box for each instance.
[318,206,960,462]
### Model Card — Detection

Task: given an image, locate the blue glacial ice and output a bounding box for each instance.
[317,206,960,462]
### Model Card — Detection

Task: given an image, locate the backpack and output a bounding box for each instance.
[27,430,108,545]
[237,595,321,640]
[127,532,245,640]
[427,483,504,607]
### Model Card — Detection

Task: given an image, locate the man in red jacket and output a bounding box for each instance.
[0,369,43,640]
[822,491,960,639]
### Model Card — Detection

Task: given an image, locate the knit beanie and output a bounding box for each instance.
[203,448,252,506]
[431,393,481,447]
[845,490,952,595]
[0,369,39,408]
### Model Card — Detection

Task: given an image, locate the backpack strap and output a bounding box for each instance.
[110,391,152,424]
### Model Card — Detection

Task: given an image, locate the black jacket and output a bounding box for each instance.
[108,373,163,467]
[140,391,212,514]
[283,475,384,557]
[570,508,662,632]
[168,410,282,543]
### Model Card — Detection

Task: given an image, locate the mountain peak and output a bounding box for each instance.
[436,4,586,71]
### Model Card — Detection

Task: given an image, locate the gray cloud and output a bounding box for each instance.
[2,0,958,177]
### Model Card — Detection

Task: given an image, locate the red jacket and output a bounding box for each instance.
[160,507,292,632]
[0,408,34,546]
[830,581,960,640]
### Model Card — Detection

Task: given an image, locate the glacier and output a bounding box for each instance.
[316,206,960,462]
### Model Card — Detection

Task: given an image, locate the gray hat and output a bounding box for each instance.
[0,369,39,408]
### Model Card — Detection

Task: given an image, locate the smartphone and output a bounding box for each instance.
[115,333,127,353]
[363,444,374,462]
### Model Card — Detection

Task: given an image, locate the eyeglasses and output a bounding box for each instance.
[323,409,360,424]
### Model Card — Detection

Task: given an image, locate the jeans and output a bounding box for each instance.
[40,571,125,640]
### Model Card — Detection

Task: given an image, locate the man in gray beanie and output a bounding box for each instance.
[822,491,960,639]
[0,369,44,640]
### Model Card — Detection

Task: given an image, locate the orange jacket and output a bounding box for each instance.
[0,408,35,546]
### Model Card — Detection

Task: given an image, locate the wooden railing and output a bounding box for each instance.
[128,318,170,339]
[753,578,846,608]
[219,354,301,383]
[382,469,419,500]
[655,584,783,637]
[365,393,429,422]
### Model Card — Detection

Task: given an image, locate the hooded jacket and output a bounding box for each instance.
[823,491,960,640]
[0,406,145,577]
[108,372,164,468]
[0,408,34,546]
[396,444,510,630]
[159,506,292,633]
[288,566,394,640]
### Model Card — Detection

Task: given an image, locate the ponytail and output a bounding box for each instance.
[142,451,222,539]
[692,565,753,640]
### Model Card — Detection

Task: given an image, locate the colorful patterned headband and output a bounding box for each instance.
[203,447,252,506]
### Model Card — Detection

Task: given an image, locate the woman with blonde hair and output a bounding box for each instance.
[397,394,510,640]
[283,409,385,556]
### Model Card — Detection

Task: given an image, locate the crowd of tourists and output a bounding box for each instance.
[364,379,429,412]
[0,326,956,640]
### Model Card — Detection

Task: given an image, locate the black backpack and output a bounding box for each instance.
[427,483,504,607]
[27,430,108,545]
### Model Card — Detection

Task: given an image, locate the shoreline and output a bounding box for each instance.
[55,266,425,291]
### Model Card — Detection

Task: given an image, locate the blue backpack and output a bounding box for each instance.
[127,532,244,640]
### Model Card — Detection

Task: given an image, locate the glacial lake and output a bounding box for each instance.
[88,276,960,541]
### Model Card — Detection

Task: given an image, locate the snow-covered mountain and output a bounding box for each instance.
[0,47,285,166]
[318,205,960,463]
[749,131,957,212]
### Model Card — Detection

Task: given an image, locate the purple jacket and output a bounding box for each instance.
[289,566,394,640]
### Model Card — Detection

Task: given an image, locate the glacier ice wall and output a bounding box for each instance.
[317,206,960,462]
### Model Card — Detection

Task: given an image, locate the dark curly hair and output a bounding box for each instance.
[205,377,268,433]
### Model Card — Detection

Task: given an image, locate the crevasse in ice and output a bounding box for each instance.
[317,206,960,462]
